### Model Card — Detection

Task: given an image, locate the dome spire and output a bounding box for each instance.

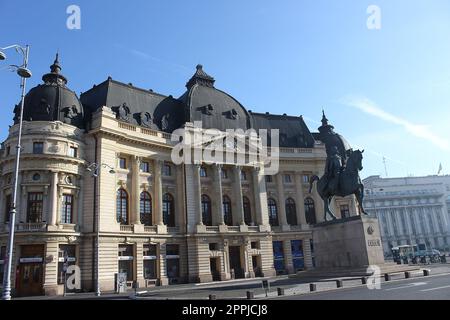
[42,52,67,86]
[319,109,335,133]
[186,64,215,89]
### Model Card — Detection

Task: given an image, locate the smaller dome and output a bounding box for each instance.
[14,54,85,129]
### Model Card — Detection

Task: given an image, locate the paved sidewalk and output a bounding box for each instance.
[12,264,450,300]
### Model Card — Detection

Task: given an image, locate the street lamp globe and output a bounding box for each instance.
[16,66,32,78]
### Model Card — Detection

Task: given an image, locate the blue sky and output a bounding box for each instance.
[1,0,450,179]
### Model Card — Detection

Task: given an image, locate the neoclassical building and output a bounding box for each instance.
[0,56,358,297]
[363,175,450,257]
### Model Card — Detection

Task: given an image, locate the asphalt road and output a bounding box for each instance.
[274,273,450,300]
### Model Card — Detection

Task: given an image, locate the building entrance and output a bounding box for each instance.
[229,246,244,279]
[16,245,45,297]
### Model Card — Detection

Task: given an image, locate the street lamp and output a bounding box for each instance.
[86,162,115,296]
[1,44,32,301]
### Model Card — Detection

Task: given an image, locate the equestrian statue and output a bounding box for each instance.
[309,111,368,222]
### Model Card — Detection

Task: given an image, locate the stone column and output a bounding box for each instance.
[158,242,169,286]
[233,167,245,226]
[175,165,185,229]
[294,173,307,227]
[252,167,269,227]
[276,174,289,229]
[303,239,314,269]
[132,156,141,225]
[194,164,203,226]
[312,188,324,224]
[214,165,225,226]
[154,160,164,226]
[49,172,59,226]
[135,242,145,288]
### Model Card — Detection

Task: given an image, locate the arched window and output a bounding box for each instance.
[305,198,316,225]
[140,192,152,226]
[286,198,298,226]
[202,195,212,226]
[268,198,279,226]
[223,196,233,226]
[116,189,129,225]
[243,197,252,225]
[163,193,175,227]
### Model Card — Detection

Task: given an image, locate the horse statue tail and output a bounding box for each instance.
[309,175,320,194]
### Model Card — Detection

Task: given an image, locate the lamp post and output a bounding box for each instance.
[86,162,115,297]
[1,44,32,301]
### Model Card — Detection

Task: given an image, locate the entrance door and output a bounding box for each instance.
[17,245,45,297]
[17,263,44,297]
[252,256,263,277]
[210,258,221,281]
[229,246,244,279]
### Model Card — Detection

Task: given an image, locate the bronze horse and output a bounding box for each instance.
[309,150,368,221]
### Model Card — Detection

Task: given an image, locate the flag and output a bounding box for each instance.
[438,163,443,175]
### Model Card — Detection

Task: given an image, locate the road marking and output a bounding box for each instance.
[385,282,428,291]
[420,285,450,292]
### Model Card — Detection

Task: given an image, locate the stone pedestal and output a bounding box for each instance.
[313,216,385,269]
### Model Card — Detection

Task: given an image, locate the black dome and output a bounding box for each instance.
[181,65,251,131]
[14,54,85,129]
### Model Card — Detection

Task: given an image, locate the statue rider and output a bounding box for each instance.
[324,146,342,195]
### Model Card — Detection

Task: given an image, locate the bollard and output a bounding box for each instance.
[361,277,367,285]
[246,291,254,300]
[209,295,217,300]
[405,272,411,279]
[423,269,430,277]
[277,288,285,296]
[336,280,343,288]
[310,283,317,292]
[384,274,391,281]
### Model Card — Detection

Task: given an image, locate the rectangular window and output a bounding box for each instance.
[291,240,304,272]
[251,242,259,250]
[241,171,247,181]
[140,161,150,173]
[143,244,157,280]
[284,175,292,183]
[166,244,180,282]
[68,147,78,158]
[340,205,350,219]
[6,146,10,156]
[221,169,228,179]
[303,175,310,183]
[27,193,44,223]
[265,175,273,183]
[4,194,12,223]
[57,245,76,285]
[0,246,5,284]
[61,194,74,224]
[118,244,134,282]
[200,167,207,178]
[273,241,285,275]
[162,164,172,177]
[209,243,219,251]
[119,158,127,169]
[33,142,44,154]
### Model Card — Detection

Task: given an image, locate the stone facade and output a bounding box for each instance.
[363,175,450,257]
[0,60,359,297]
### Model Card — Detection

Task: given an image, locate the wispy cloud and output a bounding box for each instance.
[114,44,191,74]
[341,95,450,151]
